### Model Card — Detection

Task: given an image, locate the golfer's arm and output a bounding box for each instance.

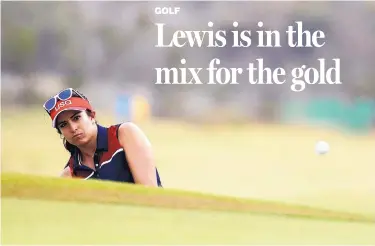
[60,166,72,178]
[118,122,158,187]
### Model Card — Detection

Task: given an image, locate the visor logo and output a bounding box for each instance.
[54,100,72,111]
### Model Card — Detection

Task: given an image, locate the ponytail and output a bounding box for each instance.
[63,138,76,154]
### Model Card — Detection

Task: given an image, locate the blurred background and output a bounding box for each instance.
[2,1,375,214]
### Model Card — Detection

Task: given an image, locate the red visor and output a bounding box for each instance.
[49,97,93,127]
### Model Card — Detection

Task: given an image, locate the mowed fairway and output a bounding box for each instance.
[2,197,375,245]
[2,107,375,244]
[2,108,375,213]
[2,174,374,244]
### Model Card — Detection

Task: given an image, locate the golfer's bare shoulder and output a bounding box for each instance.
[117,122,157,187]
[60,166,72,177]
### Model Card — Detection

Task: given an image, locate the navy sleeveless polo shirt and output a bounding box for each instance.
[64,124,162,186]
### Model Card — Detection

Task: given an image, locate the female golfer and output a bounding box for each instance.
[43,88,162,187]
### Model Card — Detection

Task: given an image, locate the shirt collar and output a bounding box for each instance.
[96,124,108,152]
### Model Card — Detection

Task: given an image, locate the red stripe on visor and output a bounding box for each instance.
[49,97,93,128]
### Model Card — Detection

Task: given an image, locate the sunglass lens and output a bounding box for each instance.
[58,89,72,100]
[44,98,56,111]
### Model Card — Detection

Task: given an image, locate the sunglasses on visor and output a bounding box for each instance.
[43,88,86,113]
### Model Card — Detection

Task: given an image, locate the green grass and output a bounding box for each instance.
[2,198,375,245]
[2,107,375,244]
[2,173,373,222]
[2,173,375,244]
[2,107,375,214]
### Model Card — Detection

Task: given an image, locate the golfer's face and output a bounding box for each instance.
[56,110,93,145]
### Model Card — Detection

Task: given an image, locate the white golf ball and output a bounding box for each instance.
[315,141,330,155]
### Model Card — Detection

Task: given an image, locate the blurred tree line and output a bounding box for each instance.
[2,2,375,123]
